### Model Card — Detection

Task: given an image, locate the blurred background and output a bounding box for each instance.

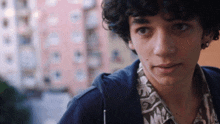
[0,0,219,124]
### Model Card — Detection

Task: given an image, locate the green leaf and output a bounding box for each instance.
[0,80,9,94]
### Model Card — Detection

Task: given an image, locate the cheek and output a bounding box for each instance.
[189,38,202,53]
[179,39,202,64]
[180,37,202,54]
[130,39,145,54]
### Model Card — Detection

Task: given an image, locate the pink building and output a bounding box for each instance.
[37,0,136,95]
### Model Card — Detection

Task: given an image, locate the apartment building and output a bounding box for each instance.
[37,0,137,95]
[0,0,40,91]
[2,0,218,95]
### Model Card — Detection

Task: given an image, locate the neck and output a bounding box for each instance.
[150,73,198,108]
[153,77,202,124]
[143,65,203,123]
[157,81,194,107]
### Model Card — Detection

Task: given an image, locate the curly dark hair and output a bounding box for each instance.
[102,0,220,45]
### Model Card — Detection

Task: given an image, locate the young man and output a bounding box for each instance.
[59,0,220,123]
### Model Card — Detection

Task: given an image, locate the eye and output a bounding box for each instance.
[173,23,189,31]
[137,27,150,36]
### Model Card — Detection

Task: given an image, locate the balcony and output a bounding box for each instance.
[86,29,99,50]
[18,26,32,36]
[87,40,99,50]
[17,8,31,17]
[85,10,98,29]
[23,75,36,89]
[87,51,101,68]
[87,37,99,50]
[16,0,29,10]
[83,0,96,10]
[19,35,32,46]
[19,48,37,70]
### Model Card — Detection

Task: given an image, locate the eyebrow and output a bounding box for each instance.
[131,18,150,25]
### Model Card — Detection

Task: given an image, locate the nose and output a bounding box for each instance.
[153,29,177,56]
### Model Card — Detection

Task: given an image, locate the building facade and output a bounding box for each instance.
[2,0,219,95]
[37,0,137,95]
[0,0,40,91]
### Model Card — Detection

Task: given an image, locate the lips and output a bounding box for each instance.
[156,63,181,68]
[154,63,182,74]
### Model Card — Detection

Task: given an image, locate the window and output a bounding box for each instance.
[85,10,98,29]
[70,10,82,23]
[20,16,29,25]
[111,49,123,63]
[83,0,96,9]
[2,18,9,28]
[1,0,6,9]
[75,70,86,81]
[23,76,35,88]
[3,36,11,45]
[17,0,28,8]
[44,76,51,84]
[46,0,57,7]
[47,32,59,45]
[74,51,84,63]
[19,35,31,45]
[51,52,61,63]
[87,30,98,47]
[20,0,28,8]
[71,31,83,43]
[6,55,13,64]
[52,71,62,81]
[47,15,59,26]
[88,51,101,68]
[55,72,61,79]
[20,50,36,69]
[22,72,35,88]
[23,0,28,7]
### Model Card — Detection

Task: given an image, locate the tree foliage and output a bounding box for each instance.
[0,78,31,124]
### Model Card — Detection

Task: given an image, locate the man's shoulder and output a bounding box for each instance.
[98,59,140,83]
[92,59,140,91]
[67,86,103,109]
[202,66,220,83]
[202,66,220,74]
[202,66,220,121]
[67,59,140,109]
[59,86,103,124]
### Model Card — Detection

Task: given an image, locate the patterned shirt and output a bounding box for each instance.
[136,63,219,124]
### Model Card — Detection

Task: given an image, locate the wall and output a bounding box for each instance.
[198,39,220,68]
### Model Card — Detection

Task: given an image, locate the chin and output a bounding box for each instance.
[154,75,188,87]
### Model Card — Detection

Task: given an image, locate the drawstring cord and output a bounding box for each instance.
[103,109,106,124]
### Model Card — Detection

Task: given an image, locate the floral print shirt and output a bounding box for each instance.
[136,63,219,124]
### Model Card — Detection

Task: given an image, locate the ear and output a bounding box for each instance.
[128,40,135,50]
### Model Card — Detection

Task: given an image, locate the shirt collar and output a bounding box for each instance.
[136,62,218,124]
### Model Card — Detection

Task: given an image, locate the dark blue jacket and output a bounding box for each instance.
[59,60,220,124]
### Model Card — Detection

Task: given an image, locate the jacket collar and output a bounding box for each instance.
[92,59,140,110]
[92,60,220,121]
[202,67,220,121]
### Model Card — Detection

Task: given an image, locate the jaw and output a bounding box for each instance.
[142,62,195,87]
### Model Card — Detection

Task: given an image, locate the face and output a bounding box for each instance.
[128,13,212,86]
